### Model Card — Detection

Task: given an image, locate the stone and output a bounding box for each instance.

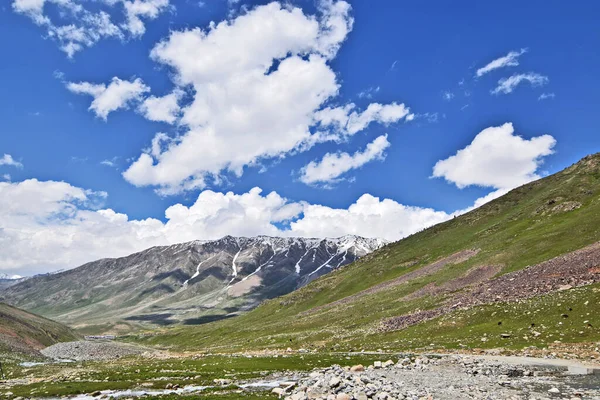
[272,387,286,396]
[329,377,341,388]
[350,364,365,372]
[291,392,308,400]
[548,387,560,394]
[568,366,598,375]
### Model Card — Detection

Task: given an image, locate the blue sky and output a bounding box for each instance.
[1,0,599,275]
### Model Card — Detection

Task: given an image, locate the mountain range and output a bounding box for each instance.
[3,154,600,355]
[127,153,600,353]
[1,235,385,332]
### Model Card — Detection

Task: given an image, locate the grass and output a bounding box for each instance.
[1,353,388,398]
[0,303,79,363]
[353,283,600,352]
[3,156,600,399]
[126,154,600,353]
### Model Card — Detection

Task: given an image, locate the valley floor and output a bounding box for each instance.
[1,344,600,400]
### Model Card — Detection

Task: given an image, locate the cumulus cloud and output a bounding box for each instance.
[120,1,412,194]
[0,180,455,275]
[299,134,390,185]
[6,128,560,276]
[67,77,149,120]
[315,103,413,136]
[138,89,183,124]
[0,154,23,168]
[432,122,556,190]
[121,0,170,36]
[476,48,527,77]
[289,194,451,240]
[491,73,548,95]
[12,0,170,57]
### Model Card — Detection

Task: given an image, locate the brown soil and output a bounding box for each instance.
[381,241,600,332]
[403,264,502,301]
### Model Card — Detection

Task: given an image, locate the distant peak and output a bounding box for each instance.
[0,273,23,280]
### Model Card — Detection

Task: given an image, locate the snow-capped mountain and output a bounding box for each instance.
[2,235,386,330]
[0,273,22,280]
[0,274,27,290]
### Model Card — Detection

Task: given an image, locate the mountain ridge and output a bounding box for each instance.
[2,234,386,333]
[129,153,600,353]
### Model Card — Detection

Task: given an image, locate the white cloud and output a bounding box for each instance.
[11,0,170,57]
[476,48,527,77]
[138,89,183,124]
[0,154,24,169]
[299,134,390,185]
[432,122,556,190]
[491,73,548,95]
[315,102,413,136]
[100,157,120,168]
[442,91,454,101]
[121,1,412,194]
[7,139,563,274]
[538,92,555,101]
[67,77,149,120]
[122,0,171,36]
[290,193,451,240]
[357,86,380,99]
[2,174,11,181]
[415,112,439,123]
[0,179,455,275]
[346,103,413,134]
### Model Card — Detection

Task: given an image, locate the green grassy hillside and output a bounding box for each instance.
[132,153,600,353]
[0,303,79,362]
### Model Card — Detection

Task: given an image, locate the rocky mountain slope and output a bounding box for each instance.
[132,153,600,353]
[0,303,79,361]
[2,235,385,332]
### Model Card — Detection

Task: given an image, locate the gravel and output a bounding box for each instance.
[382,241,600,332]
[41,340,145,361]
[277,355,600,400]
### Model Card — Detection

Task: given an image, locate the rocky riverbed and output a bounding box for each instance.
[4,351,599,399]
[275,355,600,400]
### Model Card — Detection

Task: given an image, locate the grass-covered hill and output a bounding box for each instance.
[133,153,600,353]
[0,303,79,362]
